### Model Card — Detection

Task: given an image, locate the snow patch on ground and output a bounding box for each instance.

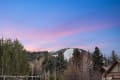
[63,48,74,61]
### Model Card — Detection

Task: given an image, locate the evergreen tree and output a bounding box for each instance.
[56,52,67,80]
[72,48,82,71]
[110,50,119,63]
[56,51,67,72]
[92,47,104,70]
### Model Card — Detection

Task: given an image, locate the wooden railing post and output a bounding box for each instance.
[3,75,5,80]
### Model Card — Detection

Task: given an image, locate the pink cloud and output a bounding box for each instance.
[0,18,117,41]
[24,44,65,52]
[0,19,118,51]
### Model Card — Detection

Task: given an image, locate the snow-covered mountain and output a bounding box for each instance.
[52,48,88,61]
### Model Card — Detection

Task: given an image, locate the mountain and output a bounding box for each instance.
[52,48,88,61]
[26,48,89,61]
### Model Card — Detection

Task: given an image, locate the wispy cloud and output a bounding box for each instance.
[0,24,112,41]
[0,17,119,51]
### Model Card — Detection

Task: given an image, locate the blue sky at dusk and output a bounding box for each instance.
[0,0,120,55]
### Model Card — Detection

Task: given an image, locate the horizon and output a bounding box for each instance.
[0,0,120,55]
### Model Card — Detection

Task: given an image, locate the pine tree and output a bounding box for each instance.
[92,47,104,70]
[110,50,118,63]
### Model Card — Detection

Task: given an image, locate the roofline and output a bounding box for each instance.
[104,60,120,77]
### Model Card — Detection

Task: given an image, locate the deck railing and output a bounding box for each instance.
[0,75,41,80]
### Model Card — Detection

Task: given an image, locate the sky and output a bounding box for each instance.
[0,0,120,55]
